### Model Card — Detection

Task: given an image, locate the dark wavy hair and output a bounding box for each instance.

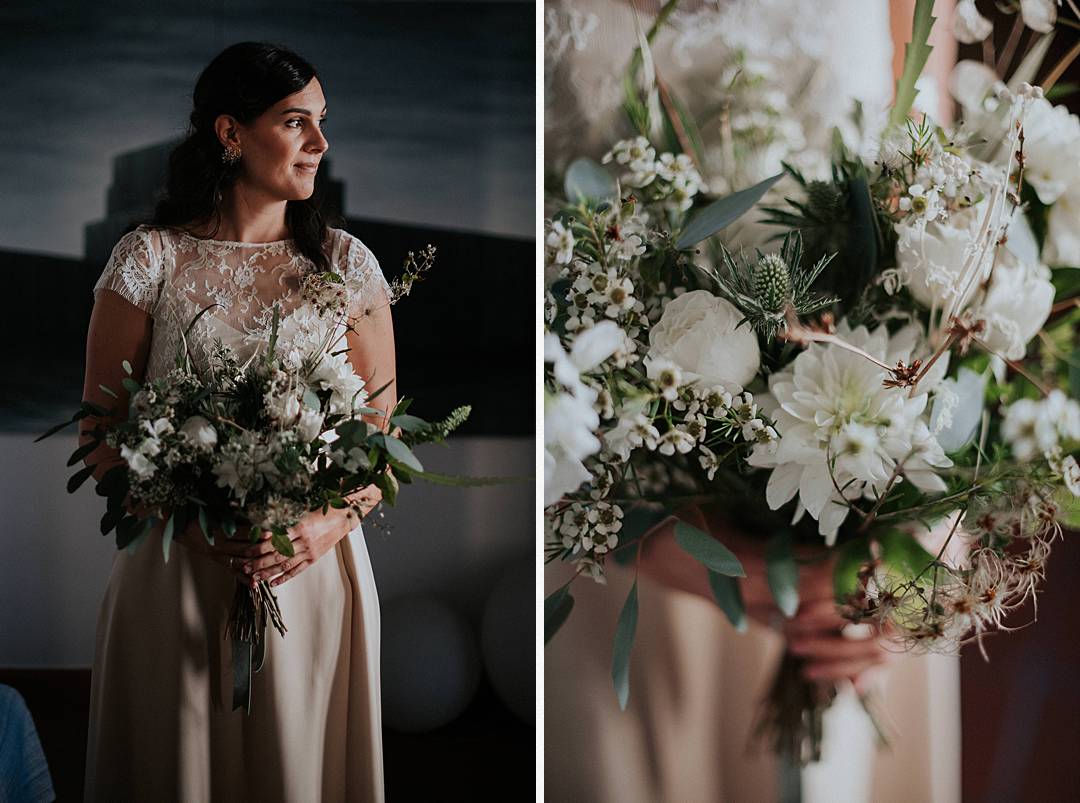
[146,41,340,271]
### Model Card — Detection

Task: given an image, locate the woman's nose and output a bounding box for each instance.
[309,125,329,155]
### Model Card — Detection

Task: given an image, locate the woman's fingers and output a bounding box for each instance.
[269,556,313,587]
[802,656,886,683]
[783,599,848,636]
[788,633,885,663]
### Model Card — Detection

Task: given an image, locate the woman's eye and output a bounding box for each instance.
[287,118,327,129]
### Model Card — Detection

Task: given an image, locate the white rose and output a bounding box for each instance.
[179,415,218,451]
[645,290,760,391]
[975,249,1054,360]
[895,203,988,310]
[1022,97,1080,205]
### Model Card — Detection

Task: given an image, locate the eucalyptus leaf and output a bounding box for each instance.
[707,570,747,633]
[121,377,141,394]
[765,532,799,618]
[673,521,745,577]
[833,538,873,603]
[544,581,576,644]
[162,513,176,563]
[271,530,295,558]
[98,384,119,400]
[66,463,96,494]
[564,157,617,204]
[612,580,639,711]
[66,440,99,467]
[389,414,428,433]
[198,506,213,545]
[122,360,133,376]
[383,436,424,472]
[675,172,784,249]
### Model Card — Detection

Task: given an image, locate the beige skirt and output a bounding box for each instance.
[85,525,383,803]
[544,563,961,803]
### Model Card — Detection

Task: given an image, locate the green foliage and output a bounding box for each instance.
[889,0,937,127]
[703,231,837,340]
[564,158,618,204]
[545,581,575,644]
[675,172,784,249]
[707,571,747,633]
[612,580,640,711]
[673,520,746,576]
[765,531,799,618]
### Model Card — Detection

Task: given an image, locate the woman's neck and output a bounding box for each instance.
[189,184,291,243]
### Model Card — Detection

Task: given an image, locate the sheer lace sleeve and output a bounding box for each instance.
[339,230,390,320]
[93,226,165,315]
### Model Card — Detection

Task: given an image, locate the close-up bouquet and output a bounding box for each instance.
[544,0,1080,764]
[42,248,477,711]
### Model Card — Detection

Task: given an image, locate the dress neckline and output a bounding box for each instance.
[174,228,295,247]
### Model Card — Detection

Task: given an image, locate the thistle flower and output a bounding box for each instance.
[705,231,838,341]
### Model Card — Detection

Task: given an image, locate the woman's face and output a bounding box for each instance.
[231,77,329,202]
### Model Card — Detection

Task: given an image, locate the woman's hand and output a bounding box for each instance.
[638,503,895,690]
[236,485,383,587]
[173,516,263,584]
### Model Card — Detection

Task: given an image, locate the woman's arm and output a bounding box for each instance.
[79,289,154,486]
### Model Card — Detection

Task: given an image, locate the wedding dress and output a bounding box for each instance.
[544,1,961,801]
[83,224,387,802]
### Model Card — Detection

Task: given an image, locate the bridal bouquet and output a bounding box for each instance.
[544,0,1080,762]
[43,248,481,712]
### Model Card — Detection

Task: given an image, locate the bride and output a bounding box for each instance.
[81,42,389,801]
[544,1,961,801]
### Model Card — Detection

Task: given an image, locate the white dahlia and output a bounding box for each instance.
[748,322,953,543]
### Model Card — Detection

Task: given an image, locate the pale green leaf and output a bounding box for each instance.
[675,173,784,249]
[766,532,799,618]
[612,580,639,711]
[673,521,745,577]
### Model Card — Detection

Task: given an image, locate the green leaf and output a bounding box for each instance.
[389,414,428,433]
[383,436,424,472]
[544,581,576,644]
[115,515,151,550]
[889,0,937,127]
[619,506,670,544]
[66,440,99,467]
[877,528,937,586]
[271,529,295,558]
[162,513,175,562]
[564,157,618,204]
[833,537,873,602]
[100,505,124,537]
[707,571,747,633]
[221,514,237,539]
[377,470,399,506]
[198,506,213,545]
[673,521,745,577]
[612,580,639,711]
[1055,486,1080,530]
[35,409,83,443]
[120,377,140,394]
[66,463,96,494]
[303,389,321,410]
[765,532,799,618]
[122,360,133,375]
[675,172,784,249]
[98,384,119,400]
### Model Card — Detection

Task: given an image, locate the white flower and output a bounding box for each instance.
[179,415,218,451]
[646,357,683,402]
[310,352,367,415]
[974,249,1055,361]
[546,220,576,265]
[143,417,174,439]
[747,322,951,543]
[120,444,157,480]
[296,408,325,443]
[954,0,993,43]
[604,410,659,461]
[1045,189,1080,266]
[657,427,696,456]
[646,290,760,392]
[898,183,944,220]
[895,203,990,310]
[930,368,987,452]
[543,322,624,506]
[1020,0,1058,33]
[1062,455,1080,496]
[1002,390,1080,460]
[1021,97,1080,205]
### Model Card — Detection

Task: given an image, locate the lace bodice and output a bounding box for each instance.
[94,225,389,383]
[545,0,894,189]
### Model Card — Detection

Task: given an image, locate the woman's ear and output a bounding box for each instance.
[213,113,242,150]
